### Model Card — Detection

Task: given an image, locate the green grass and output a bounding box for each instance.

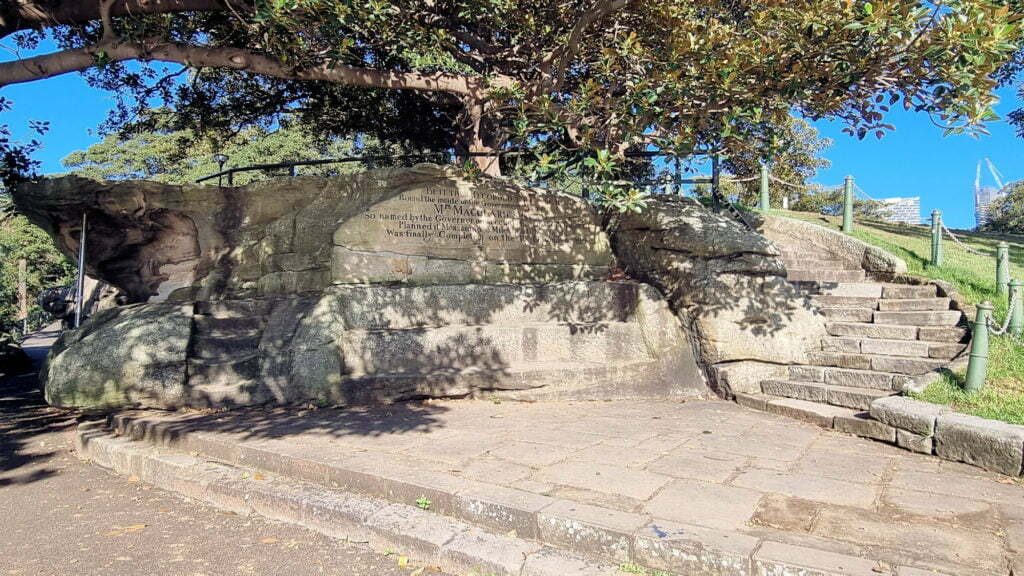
[774,210,1024,424]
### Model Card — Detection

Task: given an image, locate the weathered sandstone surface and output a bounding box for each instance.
[18,166,709,409]
[608,197,828,395]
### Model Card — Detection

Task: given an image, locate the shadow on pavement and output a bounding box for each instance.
[0,327,80,486]
[118,401,451,445]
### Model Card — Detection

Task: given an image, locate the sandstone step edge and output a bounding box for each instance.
[79,417,935,576]
[76,423,625,576]
[761,380,894,411]
[92,415,893,576]
[734,394,897,444]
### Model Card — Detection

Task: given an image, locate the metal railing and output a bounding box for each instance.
[195,153,452,185]
[194,150,755,230]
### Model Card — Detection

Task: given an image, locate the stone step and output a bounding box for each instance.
[339,322,651,374]
[872,310,962,326]
[928,342,968,360]
[195,299,275,319]
[820,308,875,322]
[191,335,262,360]
[870,355,949,376]
[817,283,884,298]
[811,295,879,309]
[807,351,948,375]
[857,337,932,358]
[881,284,937,299]
[761,380,895,411]
[918,326,969,343]
[826,322,918,341]
[186,356,263,407]
[193,315,263,337]
[735,393,863,429]
[782,258,850,270]
[822,336,967,360]
[779,248,839,261]
[787,269,866,283]
[791,365,898,390]
[877,298,951,312]
[342,358,676,403]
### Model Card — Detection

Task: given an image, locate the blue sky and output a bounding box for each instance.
[1,61,1022,229]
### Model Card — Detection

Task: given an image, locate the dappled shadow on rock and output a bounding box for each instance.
[609,196,826,371]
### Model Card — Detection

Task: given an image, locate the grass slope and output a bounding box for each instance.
[774,211,1024,424]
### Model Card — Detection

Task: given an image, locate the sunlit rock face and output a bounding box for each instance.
[608,196,828,397]
[17,165,709,410]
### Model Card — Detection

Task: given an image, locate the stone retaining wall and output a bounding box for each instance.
[870,396,1024,476]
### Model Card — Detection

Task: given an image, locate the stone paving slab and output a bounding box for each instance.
[94,398,1024,575]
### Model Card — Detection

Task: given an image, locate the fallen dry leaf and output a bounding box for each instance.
[104,524,147,537]
[397,555,409,567]
[126,476,140,483]
[259,538,279,544]
[253,473,265,481]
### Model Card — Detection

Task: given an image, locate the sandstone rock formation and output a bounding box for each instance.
[760,214,907,278]
[17,166,708,410]
[608,196,828,396]
[16,165,613,302]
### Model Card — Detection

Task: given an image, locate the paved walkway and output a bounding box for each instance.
[106,398,1024,576]
[1,330,444,576]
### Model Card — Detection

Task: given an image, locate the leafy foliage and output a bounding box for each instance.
[1,0,1019,210]
[0,98,49,188]
[789,185,890,219]
[0,210,76,338]
[717,117,833,206]
[62,112,370,185]
[981,180,1024,233]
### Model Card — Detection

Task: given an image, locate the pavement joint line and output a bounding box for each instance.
[81,421,769,575]
[81,430,554,576]
[95,407,1014,576]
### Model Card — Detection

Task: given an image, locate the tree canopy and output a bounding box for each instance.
[0,1,1021,187]
[982,180,1024,233]
[61,113,374,184]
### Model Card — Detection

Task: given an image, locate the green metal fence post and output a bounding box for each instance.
[758,164,770,211]
[996,241,1010,297]
[930,210,943,267]
[1010,279,1023,337]
[964,301,992,393]
[842,175,854,233]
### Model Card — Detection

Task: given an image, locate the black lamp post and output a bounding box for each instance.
[214,153,229,186]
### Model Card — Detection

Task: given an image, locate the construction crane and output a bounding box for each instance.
[975,158,1005,193]
[975,158,1007,228]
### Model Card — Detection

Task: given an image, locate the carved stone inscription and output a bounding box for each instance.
[332,183,609,265]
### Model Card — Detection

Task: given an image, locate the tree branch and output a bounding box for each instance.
[98,0,118,43]
[0,0,237,38]
[532,0,629,94]
[0,40,514,97]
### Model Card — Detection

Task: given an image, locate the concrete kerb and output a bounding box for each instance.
[78,414,939,576]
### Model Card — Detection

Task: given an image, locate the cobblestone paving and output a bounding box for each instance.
[109,399,1024,575]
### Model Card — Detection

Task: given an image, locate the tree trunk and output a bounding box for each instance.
[457,99,502,176]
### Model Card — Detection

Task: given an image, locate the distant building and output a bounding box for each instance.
[975,186,1007,228]
[878,197,921,225]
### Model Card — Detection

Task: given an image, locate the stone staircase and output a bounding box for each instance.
[738,246,969,430]
[186,300,270,406]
